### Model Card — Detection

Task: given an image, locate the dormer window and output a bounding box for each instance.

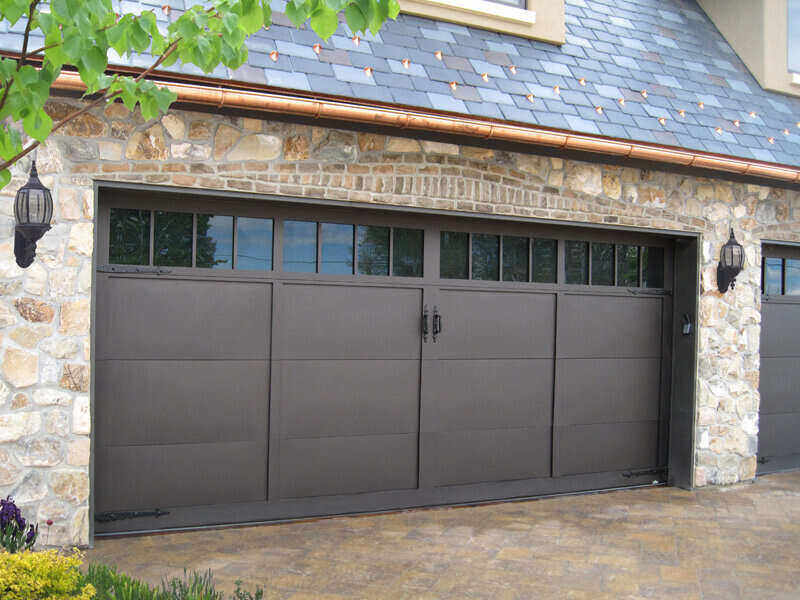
[399,0,564,44]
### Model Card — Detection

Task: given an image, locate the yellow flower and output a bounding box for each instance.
[0,549,95,600]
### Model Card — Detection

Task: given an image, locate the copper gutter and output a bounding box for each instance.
[52,71,800,184]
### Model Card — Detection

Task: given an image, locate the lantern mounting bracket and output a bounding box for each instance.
[14,223,50,269]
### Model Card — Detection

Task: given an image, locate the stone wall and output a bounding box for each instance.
[0,98,798,546]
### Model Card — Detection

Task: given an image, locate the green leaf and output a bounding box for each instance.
[22,110,53,142]
[387,0,400,19]
[84,46,107,76]
[161,50,180,68]
[239,0,264,34]
[0,58,16,82]
[152,86,177,112]
[284,0,309,27]
[344,4,366,34]
[0,126,22,161]
[129,19,151,53]
[310,6,338,39]
[0,169,10,190]
[62,29,87,63]
[221,11,239,34]
[0,0,30,25]
[261,1,272,27]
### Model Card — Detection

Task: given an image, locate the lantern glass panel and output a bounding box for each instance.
[27,190,51,224]
[734,245,744,268]
[14,164,53,226]
[13,190,27,223]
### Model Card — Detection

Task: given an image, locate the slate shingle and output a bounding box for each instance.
[19,0,789,168]
[427,93,468,113]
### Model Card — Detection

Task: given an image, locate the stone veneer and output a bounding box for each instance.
[0,98,798,547]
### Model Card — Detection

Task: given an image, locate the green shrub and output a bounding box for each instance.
[84,563,167,600]
[160,570,221,600]
[84,564,264,600]
[229,582,263,600]
[0,549,96,600]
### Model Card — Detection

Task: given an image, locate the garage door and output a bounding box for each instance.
[759,245,800,474]
[95,190,672,533]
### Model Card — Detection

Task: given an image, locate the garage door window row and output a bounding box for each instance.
[441,231,664,288]
[283,220,424,277]
[109,208,274,270]
[109,208,663,288]
[762,257,800,295]
[566,241,664,288]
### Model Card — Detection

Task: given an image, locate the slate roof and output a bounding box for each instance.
[5,0,800,167]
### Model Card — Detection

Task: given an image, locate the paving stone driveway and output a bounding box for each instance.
[87,472,800,599]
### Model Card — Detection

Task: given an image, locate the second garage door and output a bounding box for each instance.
[95,190,673,533]
[759,245,800,474]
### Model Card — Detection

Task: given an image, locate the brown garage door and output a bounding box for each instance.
[759,245,800,474]
[95,189,672,533]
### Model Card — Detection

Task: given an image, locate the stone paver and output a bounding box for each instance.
[87,472,800,599]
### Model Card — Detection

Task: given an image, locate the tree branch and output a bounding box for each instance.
[133,39,180,81]
[0,39,181,173]
[19,1,40,69]
[0,1,40,116]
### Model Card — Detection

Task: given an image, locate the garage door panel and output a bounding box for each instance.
[761,303,800,357]
[96,441,267,512]
[558,295,662,358]
[422,428,551,486]
[97,277,270,360]
[421,359,553,432]
[435,290,555,359]
[555,358,661,425]
[556,421,659,476]
[280,284,421,359]
[759,298,800,470]
[760,357,800,415]
[279,360,419,438]
[96,360,267,447]
[758,413,800,458]
[278,434,418,498]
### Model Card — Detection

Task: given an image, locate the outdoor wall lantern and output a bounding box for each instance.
[14,161,53,268]
[717,228,745,293]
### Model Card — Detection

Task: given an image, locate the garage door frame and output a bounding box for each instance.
[90,182,699,537]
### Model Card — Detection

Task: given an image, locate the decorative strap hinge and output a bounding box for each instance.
[97,265,172,274]
[95,508,170,523]
[627,288,671,296]
[621,467,666,479]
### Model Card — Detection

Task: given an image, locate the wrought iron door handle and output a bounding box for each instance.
[432,306,442,342]
[422,305,429,343]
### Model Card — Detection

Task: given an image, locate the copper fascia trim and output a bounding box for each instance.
[51,71,800,184]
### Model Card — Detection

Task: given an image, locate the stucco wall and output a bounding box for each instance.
[0,98,798,546]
